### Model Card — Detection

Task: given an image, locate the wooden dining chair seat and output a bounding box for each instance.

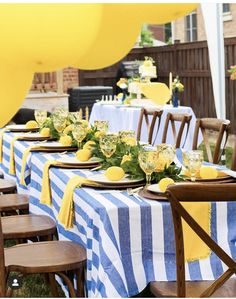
[161,112,192,148]
[0,194,29,213]
[137,108,163,145]
[150,279,236,297]
[192,118,230,164]
[0,179,16,193]
[2,214,56,240]
[150,183,236,298]
[3,241,86,297]
[5,241,86,274]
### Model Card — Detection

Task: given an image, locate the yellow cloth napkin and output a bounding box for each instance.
[20,145,38,186]
[9,135,20,175]
[40,160,59,206]
[182,202,211,262]
[58,176,98,229]
[0,128,7,163]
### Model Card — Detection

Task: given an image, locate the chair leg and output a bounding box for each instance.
[45,273,59,297]
[57,272,77,298]
[76,267,85,297]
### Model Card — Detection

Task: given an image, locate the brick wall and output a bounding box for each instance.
[62,67,79,92]
[174,4,236,43]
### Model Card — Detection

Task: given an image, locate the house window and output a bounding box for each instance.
[185,12,197,42]
[223,3,230,13]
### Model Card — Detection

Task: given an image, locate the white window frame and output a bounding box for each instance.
[185,12,197,42]
[222,3,232,22]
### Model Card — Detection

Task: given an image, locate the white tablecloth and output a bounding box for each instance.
[89,103,199,150]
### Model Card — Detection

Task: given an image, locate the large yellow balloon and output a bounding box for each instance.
[0,4,102,72]
[140,83,171,105]
[78,3,198,70]
[0,66,33,127]
[0,3,198,127]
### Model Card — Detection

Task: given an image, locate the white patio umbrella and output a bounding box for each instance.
[201,3,226,119]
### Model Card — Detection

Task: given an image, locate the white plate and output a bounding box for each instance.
[6,124,39,132]
[88,173,143,185]
[57,156,100,165]
[37,142,73,148]
[147,184,164,194]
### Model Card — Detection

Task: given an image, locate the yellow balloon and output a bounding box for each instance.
[140,83,171,105]
[77,3,198,70]
[0,65,33,127]
[0,4,103,72]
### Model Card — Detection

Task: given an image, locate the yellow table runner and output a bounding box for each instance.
[9,136,20,175]
[0,128,8,163]
[182,202,211,262]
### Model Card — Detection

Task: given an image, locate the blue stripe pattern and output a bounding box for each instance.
[1,131,236,297]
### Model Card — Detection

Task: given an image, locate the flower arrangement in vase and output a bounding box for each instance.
[172,76,184,108]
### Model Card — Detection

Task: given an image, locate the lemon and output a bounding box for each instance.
[63,124,73,134]
[183,169,200,178]
[158,178,175,192]
[40,128,50,137]
[83,140,96,150]
[199,166,218,179]
[105,166,125,181]
[25,120,38,129]
[59,135,72,146]
[95,131,105,139]
[80,120,89,128]
[121,154,132,165]
[155,156,170,172]
[76,149,92,162]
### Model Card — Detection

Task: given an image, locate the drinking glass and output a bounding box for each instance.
[72,123,87,148]
[53,115,67,133]
[94,120,109,132]
[68,112,81,123]
[138,146,158,186]
[118,130,136,142]
[99,134,118,158]
[34,110,47,126]
[183,150,203,182]
[156,144,176,171]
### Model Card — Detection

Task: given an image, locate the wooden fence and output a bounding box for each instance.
[79,37,236,133]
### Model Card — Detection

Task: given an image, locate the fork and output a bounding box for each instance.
[127,186,143,196]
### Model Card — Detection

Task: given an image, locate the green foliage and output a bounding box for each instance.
[152,164,185,183]
[40,117,60,139]
[139,24,154,47]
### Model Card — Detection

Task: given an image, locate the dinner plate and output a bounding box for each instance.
[184,170,231,182]
[36,142,75,149]
[138,188,167,201]
[17,132,55,141]
[88,173,143,186]
[147,183,165,194]
[6,124,39,132]
[57,156,100,166]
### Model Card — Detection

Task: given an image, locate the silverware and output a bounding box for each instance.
[90,165,102,171]
[127,186,143,196]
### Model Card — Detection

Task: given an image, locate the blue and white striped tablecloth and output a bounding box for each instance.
[1,130,236,297]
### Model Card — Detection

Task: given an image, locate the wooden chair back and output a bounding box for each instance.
[161,113,192,148]
[136,108,163,145]
[166,183,236,297]
[192,118,230,164]
[0,216,6,297]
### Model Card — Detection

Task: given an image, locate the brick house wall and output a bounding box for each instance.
[173,4,236,43]
[62,67,79,92]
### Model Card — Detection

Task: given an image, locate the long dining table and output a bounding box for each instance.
[1,131,236,297]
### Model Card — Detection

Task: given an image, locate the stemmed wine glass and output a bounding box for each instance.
[183,150,203,182]
[99,134,118,158]
[34,110,47,126]
[53,115,67,133]
[138,146,158,186]
[94,120,109,132]
[72,123,87,148]
[156,144,176,171]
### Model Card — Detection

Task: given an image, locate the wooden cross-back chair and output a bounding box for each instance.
[192,118,230,164]
[136,108,163,145]
[161,113,192,148]
[0,213,87,297]
[150,183,236,298]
